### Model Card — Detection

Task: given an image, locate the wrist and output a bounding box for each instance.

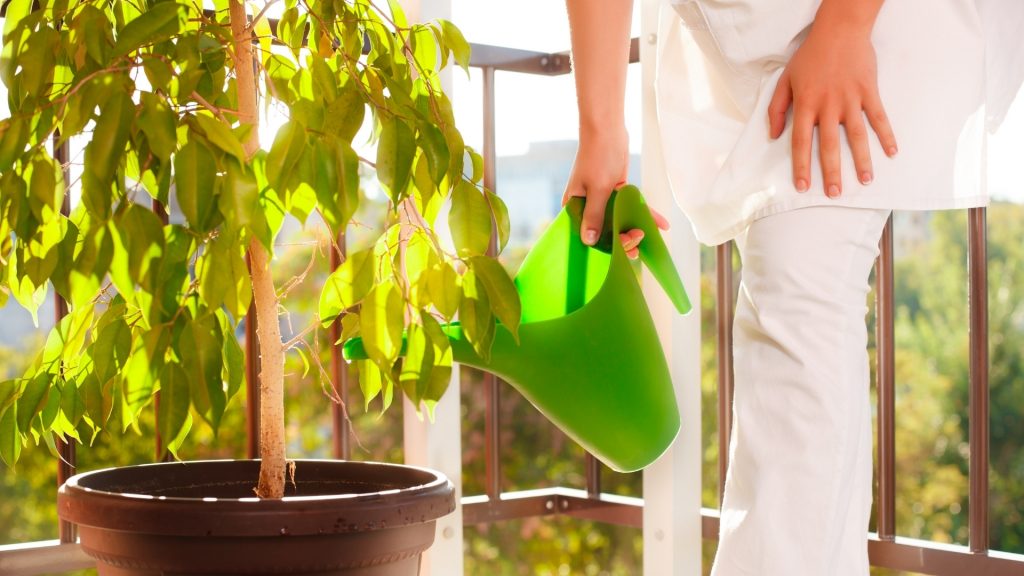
[812,0,882,39]
[579,119,627,143]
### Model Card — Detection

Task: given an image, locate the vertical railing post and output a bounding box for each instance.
[53,135,76,545]
[967,207,989,554]
[875,215,896,541]
[641,2,703,574]
[481,64,502,502]
[330,235,351,461]
[715,241,735,505]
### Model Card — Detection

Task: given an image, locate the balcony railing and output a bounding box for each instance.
[2,16,1024,576]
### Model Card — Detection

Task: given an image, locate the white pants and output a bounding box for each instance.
[711,206,892,576]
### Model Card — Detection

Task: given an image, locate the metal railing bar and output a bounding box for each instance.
[330,235,351,461]
[0,541,94,576]
[467,37,639,75]
[715,241,735,505]
[875,215,896,540]
[700,509,1024,576]
[462,488,643,528]
[968,206,990,553]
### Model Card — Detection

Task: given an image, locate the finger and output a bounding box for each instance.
[626,247,640,260]
[620,229,645,252]
[865,92,898,157]
[562,179,585,206]
[791,110,814,192]
[845,109,873,185]
[650,207,670,231]
[819,115,842,198]
[581,186,613,246]
[768,71,793,140]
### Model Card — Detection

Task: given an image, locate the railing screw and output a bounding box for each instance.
[545,499,555,511]
[647,33,657,45]
[540,56,549,68]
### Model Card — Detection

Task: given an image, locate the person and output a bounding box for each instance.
[563,0,1024,574]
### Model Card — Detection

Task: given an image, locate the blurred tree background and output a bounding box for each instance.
[2,204,1022,575]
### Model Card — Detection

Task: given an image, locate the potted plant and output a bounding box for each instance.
[0,0,516,573]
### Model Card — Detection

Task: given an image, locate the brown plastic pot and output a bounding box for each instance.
[57,459,455,575]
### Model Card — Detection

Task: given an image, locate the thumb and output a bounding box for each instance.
[581,187,612,246]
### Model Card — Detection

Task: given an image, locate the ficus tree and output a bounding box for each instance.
[0,0,518,498]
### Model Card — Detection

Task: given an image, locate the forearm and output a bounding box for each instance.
[813,0,885,36]
[565,0,633,136]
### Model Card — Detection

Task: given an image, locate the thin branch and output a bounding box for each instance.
[247,0,282,34]
[190,91,231,123]
[283,319,319,351]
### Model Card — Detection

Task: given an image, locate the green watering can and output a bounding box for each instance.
[344,185,691,472]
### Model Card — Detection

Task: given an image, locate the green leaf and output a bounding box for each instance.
[7,255,47,326]
[92,306,132,384]
[28,152,62,225]
[386,0,409,28]
[117,204,165,285]
[179,315,226,429]
[139,92,178,160]
[60,378,86,429]
[323,84,365,142]
[121,326,170,426]
[440,19,471,73]
[174,139,218,232]
[359,280,404,366]
[419,124,450,186]
[420,313,453,416]
[197,234,252,320]
[399,321,432,406]
[376,117,415,202]
[0,117,27,173]
[218,310,244,400]
[78,373,105,428]
[459,268,494,360]
[469,256,521,342]
[357,360,382,410]
[157,362,190,459]
[16,373,52,434]
[194,113,245,161]
[449,181,492,257]
[427,260,461,320]
[113,1,184,57]
[486,190,511,253]
[83,91,133,221]
[0,380,18,414]
[20,27,58,98]
[0,404,21,467]
[467,147,485,183]
[319,248,374,325]
[266,121,306,193]
[220,158,260,233]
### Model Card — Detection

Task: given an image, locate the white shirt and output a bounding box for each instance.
[655,0,1024,246]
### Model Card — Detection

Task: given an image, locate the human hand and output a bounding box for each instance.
[767,14,898,198]
[562,126,669,259]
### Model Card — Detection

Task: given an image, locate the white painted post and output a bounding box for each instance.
[641,1,704,575]
[403,371,464,576]
[399,2,464,574]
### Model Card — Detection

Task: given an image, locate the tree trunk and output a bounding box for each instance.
[229,0,286,499]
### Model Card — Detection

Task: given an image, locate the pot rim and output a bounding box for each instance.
[58,459,456,537]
